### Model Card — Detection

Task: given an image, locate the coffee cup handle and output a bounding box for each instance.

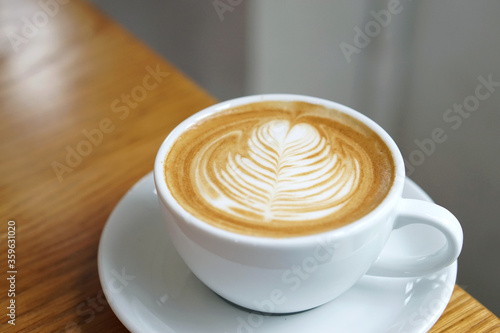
[366,199,463,277]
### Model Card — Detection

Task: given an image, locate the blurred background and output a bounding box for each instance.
[88,0,499,315]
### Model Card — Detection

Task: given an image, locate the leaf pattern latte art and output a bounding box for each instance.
[195,119,362,222]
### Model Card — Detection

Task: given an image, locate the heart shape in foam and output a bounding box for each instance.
[197,119,362,223]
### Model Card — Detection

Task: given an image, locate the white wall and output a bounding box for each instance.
[246,1,365,108]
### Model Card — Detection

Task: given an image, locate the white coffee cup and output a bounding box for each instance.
[154,94,463,313]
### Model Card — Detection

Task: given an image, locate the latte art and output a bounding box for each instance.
[200,120,363,222]
[165,101,395,237]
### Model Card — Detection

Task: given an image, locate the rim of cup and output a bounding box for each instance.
[154,94,406,247]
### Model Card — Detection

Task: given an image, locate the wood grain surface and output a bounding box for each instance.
[0,0,498,332]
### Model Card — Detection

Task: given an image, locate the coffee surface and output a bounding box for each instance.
[165,101,395,237]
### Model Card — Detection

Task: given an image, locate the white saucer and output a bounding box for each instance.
[98,173,457,333]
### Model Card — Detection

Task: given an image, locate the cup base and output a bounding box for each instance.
[214,292,318,316]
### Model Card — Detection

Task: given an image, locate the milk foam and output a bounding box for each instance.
[195,120,361,222]
[165,101,395,237]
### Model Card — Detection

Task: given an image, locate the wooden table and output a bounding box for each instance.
[0,0,498,332]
